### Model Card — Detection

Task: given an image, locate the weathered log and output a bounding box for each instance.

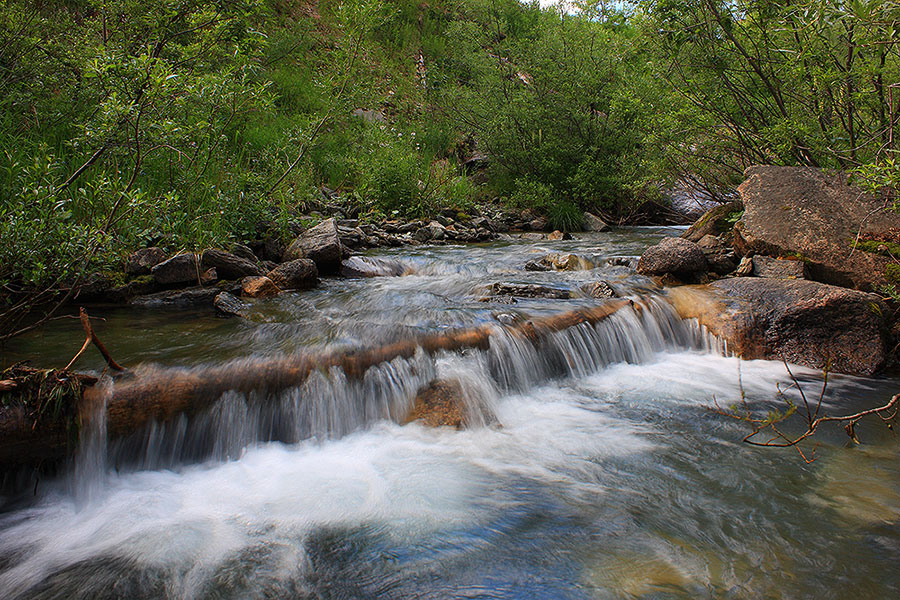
[0,299,636,468]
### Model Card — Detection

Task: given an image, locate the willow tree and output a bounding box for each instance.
[637,0,900,192]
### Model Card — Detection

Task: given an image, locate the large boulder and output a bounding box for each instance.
[282,218,344,274]
[267,259,318,290]
[668,278,888,376]
[200,249,263,280]
[681,201,743,243]
[733,166,900,290]
[637,237,708,280]
[150,253,199,285]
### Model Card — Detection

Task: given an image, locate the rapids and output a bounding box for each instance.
[1,229,898,599]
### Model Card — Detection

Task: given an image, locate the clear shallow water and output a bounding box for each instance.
[1,229,899,599]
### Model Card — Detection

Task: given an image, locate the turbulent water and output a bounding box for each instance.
[2,229,899,599]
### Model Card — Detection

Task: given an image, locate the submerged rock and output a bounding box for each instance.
[668,278,889,376]
[582,281,618,299]
[405,380,467,429]
[526,252,596,272]
[340,256,408,278]
[487,283,572,299]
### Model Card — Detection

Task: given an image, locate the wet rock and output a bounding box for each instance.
[405,380,467,428]
[606,257,635,268]
[547,230,572,241]
[267,258,318,290]
[733,166,900,290]
[583,212,610,232]
[519,232,546,241]
[637,237,708,281]
[131,286,219,308]
[214,291,251,317]
[125,247,167,276]
[488,283,571,299]
[582,281,618,299]
[751,255,807,279]
[681,200,743,242]
[541,253,596,271]
[241,276,281,298]
[283,218,344,274]
[668,278,889,376]
[340,256,408,278]
[151,253,200,286]
[200,249,263,281]
[524,259,552,272]
[108,275,160,302]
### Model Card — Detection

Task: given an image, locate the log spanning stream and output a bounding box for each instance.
[1,229,899,599]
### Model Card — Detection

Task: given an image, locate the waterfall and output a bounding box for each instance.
[95,296,721,474]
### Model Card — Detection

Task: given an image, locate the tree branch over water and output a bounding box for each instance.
[711,359,899,462]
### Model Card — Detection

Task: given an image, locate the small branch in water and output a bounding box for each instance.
[64,308,126,372]
[711,359,898,461]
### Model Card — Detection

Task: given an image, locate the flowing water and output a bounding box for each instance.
[1,229,899,599]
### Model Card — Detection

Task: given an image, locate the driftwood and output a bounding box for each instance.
[0,299,635,468]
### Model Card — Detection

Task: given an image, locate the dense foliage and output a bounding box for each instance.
[1,0,899,333]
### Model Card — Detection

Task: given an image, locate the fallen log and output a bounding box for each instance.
[0,299,636,468]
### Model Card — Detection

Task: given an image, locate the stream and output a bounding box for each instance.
[1,228,899,599]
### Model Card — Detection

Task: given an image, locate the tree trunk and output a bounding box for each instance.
[0,299,636,468]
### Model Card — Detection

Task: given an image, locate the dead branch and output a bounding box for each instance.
[63,308,126,372]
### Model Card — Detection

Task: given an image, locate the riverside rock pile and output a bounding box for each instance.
[637,166,898,375]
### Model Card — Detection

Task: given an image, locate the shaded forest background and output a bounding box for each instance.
[1,0,898,303]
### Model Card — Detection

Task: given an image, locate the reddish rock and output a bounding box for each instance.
[668,278,888,376]
[405,380,467,428]
[241,276,281,298]
[267,259,318,290]
[733,166,900,290]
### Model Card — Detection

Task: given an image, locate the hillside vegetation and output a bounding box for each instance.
[1,0,899,329]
